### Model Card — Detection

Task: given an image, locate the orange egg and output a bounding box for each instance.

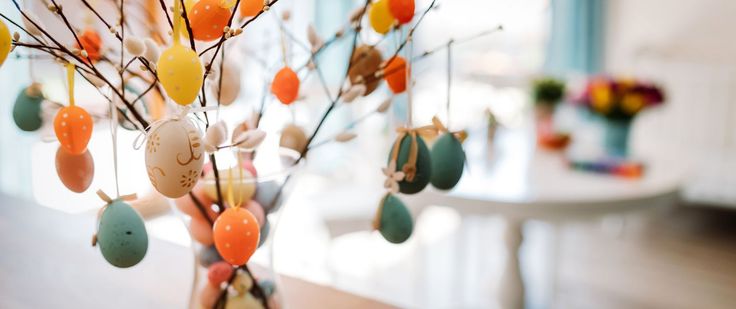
[54,106,93,155]
[55,147,94,193]
[175,184,218,222]
[271,67,300,105]
[191,216,214,245]
[383,56,408,94]
[388,0,415,25]
[189,0,231,42]
[239,0,264,18]
[213,207,260,266]
[76,28,103,64]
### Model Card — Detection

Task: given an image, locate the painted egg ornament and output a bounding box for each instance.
[279,124,308,153]
[0,19,10,67]
[348,45,384,95]
[200,283,221,308]
[369,0,396,35]
[55,147,94,193]
[199,245,224,267]
[212,61,242,106]
[239,0,264,18]
[157,45,204,105]
[389,134,432,194]
[208,261,234,286]
[145,118,205,198]
[190,0,231,42]
[190,215,215,245]
[213,207,261,266]
[374,194,413,244]
[388,0,415,25]
[13,83,45,132]
[76,28,103,64]
[271,67,300,105]
[430,133,466,190]
[258,279,276,297]
[383,56,408,94]
[97,200,148,268]
[202,167,256,202]
[54,105,94,155]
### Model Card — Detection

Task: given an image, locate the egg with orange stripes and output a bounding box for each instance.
[54,106,93,155]
[213,207,260,266]
[189,0,231,42]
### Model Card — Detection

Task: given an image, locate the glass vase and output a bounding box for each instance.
[602,119,632,158]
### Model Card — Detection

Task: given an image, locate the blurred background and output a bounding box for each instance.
[2,0,736,308]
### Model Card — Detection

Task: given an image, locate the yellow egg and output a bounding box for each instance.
[369,0,396,35]
[0,19,11,67]
[157,45,204,105]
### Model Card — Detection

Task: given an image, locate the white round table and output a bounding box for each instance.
[404,128,684,309]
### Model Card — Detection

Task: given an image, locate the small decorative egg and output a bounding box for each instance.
[279,124,307,153]
[246,200,265,226]
[54,105,94,155]
[383,56,408,94]
[208,261,234,286]
[254,180,282,213]
[97,200,148,268]
[375,194,413,244]
[258,218,270,248]
[348,45,383,95]
[369,0,396,35]
[232,271,254,294]
[175,184,217,221]
[271,67,300,105]
[189,0,231,42]
[239,0,264,18]
[76,28,103,64]
[389,134,432,194]
[13,83,44,132]
[157,45,204,105]
[212,61,242,106]
[190,215,214,245]
[200,283,222,308]
[258,279,276,297]
[388,0,415,25]
[199,245,224,267]
[145,118,205,198]
[55,147,94,193]
[0,19,11,67]
[202,167,256,203]
[430,133,466,190]
[213,207,260,266]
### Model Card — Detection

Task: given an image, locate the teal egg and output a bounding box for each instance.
[377,194,413,244]
[12,84,44,132]
[97,201,148,268]
[389,134,432,194]
[430,133,466,190]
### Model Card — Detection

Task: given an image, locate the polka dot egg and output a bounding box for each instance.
[189,0,231,42]
[157,45,204,105]
[213,207,260,266]
[54,105,93,155]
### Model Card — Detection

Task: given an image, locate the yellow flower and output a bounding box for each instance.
[622,94,645,115]
[591,83,612,114]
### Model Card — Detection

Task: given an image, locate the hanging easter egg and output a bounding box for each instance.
[0,19,11,67]
[190,216,215,245]
[245,200,265,226]
[388,0,415,25]
[430,133,466,190]
[239,0,264,18]
[145,118,205,198]
[374,194,413,244]
[157,45,204,105]
[212,61,242,106]
[348,45,383,95]
[208,261,234,286]
[213,207,261,266]
[55,147,94,193]
[54,106,94,155]
[97,200,149,268]
[202,167,256,202]
[279,124,308,153]
[199,245,224,267]
[258,279,276,297]
[271,67,300,105]
[383,56,408,94]
[255,179,282,213]
[389,134,432,194]
[200,283,221,308]
[175,185,217,222]
[76,28,103,64]
[369,0,396,35]
[13,83,44,132]
[189,0,231,42]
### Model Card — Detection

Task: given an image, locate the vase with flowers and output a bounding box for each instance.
[576,77,665,157]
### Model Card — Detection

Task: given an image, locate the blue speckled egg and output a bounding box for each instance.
[97,201,148,268]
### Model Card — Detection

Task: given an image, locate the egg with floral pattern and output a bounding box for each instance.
[145,118,205,198]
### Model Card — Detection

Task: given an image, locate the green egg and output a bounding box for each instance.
[430,133,466,190]
[377,194,413,244]
[389,134,432,194]
[12,84,44,132]
[97,201,148,268]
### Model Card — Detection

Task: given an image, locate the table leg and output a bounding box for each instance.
[499,219,525,309]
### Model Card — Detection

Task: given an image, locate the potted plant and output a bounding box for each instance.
[531,77,569,150]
